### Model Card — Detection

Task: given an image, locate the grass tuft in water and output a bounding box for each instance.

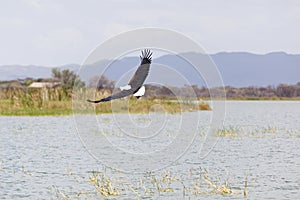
[51,166,251,199]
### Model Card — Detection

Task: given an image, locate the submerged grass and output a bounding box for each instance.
[216,126,243,137]
[214,125,299,139]
[50,167,251,199]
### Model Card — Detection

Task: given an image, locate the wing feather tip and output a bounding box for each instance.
[140,49,152,64]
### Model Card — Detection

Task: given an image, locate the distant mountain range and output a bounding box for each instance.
[1,52,299,87]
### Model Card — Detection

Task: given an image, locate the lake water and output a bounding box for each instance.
[0,101,300,199]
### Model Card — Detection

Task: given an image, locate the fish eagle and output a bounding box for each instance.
[87,49,152,103]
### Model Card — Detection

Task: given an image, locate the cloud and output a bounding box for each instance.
[34,28,85,50]
[0,0,300,65]
[0,18,28,29]
[21,0,63,12]
[102,23,132,39]
[22,0,43,10]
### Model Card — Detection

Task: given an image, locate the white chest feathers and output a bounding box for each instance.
[120,85,145,97]
[133,86,145,97]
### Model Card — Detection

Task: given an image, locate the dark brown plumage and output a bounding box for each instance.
[87,49,152,103]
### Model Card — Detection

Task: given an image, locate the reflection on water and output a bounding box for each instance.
[0,101,300,199]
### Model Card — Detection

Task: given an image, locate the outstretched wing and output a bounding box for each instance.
[87,89,135,103]
[129,49,152,90]
[87,49,152,103]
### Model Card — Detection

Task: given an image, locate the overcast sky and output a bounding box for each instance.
[0,0,299,66]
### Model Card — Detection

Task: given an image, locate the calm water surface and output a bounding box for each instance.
[0,101,299,199]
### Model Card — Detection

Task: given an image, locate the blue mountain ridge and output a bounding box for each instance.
[0,52,299,87]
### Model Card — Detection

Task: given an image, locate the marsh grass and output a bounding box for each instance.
[199,100,212,110]
[214,125,295,139]
[216,126,244,137]
[0,88,212,116]
[89,171,121,197]
[261,125,279,134]
[288,129,300,138]
[0,100,73,116]
[50,166,251,199]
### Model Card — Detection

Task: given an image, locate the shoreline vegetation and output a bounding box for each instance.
[0,87,299,116]
[1,69,299,116]
[0,87,212,116]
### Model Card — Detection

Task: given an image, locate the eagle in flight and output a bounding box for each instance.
[87,49,152,103]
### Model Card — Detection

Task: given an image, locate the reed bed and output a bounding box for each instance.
[0,88,212,116]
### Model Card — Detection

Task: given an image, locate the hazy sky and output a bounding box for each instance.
[0,0,299,65]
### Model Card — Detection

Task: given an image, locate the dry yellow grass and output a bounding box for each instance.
[59,167,250,199]
[0,87,212,115]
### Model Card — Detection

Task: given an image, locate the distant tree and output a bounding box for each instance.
[276,84,295,97]
[51,68,85,90]
[157,86,175,97]
[88,75,115,92]
[23,78,34,87]
[191,85,201,97]
[51,68,61,79]
[198,86,210,97]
